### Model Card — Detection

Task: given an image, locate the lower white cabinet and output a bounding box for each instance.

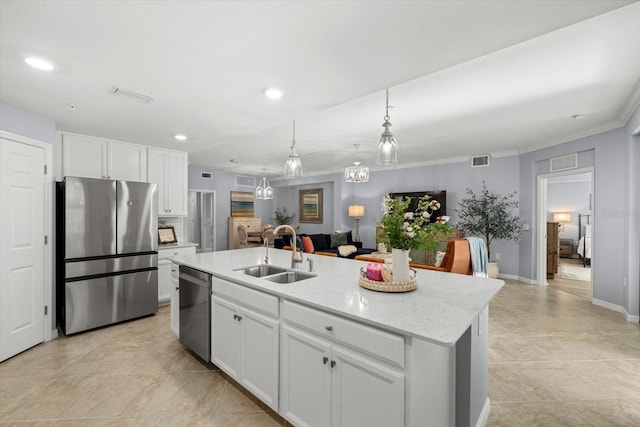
[170,263,179,336]
[211,279,280,411]
[158,260,172,306]
[280,305,405,427]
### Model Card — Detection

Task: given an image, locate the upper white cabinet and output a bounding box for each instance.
[148,148,188,216]
[61,133,147,181]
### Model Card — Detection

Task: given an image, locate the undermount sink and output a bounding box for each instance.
[234,264,316,283]
[235,265,287,278]
[263,270,317,284]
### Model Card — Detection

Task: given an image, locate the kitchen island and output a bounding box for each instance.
[172,247,503,427]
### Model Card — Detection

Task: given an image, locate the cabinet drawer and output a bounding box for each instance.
[213,278,278,318]
[282,300,404,368]
[158,245,195,260]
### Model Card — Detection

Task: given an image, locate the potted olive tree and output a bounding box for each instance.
[455,182,522,278]
[273,207,295,225]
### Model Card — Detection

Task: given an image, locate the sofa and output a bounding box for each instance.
[274,230,376,259]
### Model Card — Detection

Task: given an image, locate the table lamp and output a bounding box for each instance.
[348,204,365,242]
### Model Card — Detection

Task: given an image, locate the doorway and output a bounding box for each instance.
[187,190,216,253]
[537,168,593,299]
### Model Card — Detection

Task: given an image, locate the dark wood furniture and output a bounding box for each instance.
[547,222,559,279]
[559,238,573,258]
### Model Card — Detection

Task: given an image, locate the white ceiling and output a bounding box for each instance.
[2,1,639,180]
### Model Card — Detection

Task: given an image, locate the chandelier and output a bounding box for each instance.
[344,144,369,183]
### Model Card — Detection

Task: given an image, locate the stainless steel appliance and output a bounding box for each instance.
[56,176,158,334]
[179,265,211,361]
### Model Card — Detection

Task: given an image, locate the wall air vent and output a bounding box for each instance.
[550,153,578,172]
[235,175,256,187]
[201,172,213,179]
[471,155,490,168]
[111,86,154,103]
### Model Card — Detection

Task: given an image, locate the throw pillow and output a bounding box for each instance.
[301,236,315,254]
[435,251,446,267]
[330,232,348,248]
[338,245,357,257]
[309,234,329,251]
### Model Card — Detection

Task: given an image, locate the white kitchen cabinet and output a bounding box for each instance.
[147,148,188,216]
[158,260,172,306]
[281,301,405,427]
[170,262,179,336]
[211,278,279,411]
[61,133,147,181]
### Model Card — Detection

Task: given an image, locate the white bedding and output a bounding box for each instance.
[578,236,591,259]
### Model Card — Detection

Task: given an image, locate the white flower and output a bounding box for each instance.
[422,211,431,219]
[404,212,414,220]
[402,221,410,230]
[406,231,416,238]
[429,200,441,210]
[436,215,450,224]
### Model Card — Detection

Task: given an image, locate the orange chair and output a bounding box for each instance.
[355,239,472,275]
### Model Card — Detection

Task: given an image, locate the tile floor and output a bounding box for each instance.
[1,280,638,426]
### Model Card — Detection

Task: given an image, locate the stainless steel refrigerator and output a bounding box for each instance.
[56,176,158,334]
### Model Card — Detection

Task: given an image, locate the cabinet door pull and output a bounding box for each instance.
[175,286,179,290]
[325,325,333,331]
[236,315,242,321]
[323,357,329,365]
[233,314,238,320]
[330,360,336,368]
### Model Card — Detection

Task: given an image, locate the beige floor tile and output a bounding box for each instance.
[485,403,518,427]
[139,370,227,415]
[489,363,557,403]
[0,374,108,422]
[0,421,53,427]
[61,373,168,418]
[499,401,594,426]
[566,398,640,426]
[214,378,273,414]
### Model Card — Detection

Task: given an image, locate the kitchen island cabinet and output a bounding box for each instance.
[172,248,503,427]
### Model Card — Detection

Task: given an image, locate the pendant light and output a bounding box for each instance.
[284,120,303,177]
[255,175,273,200]
[375,89,398,165]
[344,144,369,183]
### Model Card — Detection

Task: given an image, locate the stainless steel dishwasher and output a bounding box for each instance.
[179,265,212,362]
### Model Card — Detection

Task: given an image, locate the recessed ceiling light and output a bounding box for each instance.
[571,114,588,120]
[25,57,55,71]
[174,134,187,141]
[263,87,283,99]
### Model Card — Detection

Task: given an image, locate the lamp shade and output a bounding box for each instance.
[553,213,571,222]
[348,205,365,217]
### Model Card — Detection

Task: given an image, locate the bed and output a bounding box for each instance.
[577,214,591,267]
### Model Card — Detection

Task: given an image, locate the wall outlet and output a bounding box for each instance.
[495,253,501,260]
[523,223,530,231]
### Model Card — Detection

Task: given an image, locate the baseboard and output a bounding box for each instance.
[623,307,640,323]
[475,397,491,427]
[592,299,639,323]
[496,273,538,285]
[50,328,58,340]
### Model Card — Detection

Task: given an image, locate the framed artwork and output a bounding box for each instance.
[230,191,254,217]
[299,188,323,224]
[158,226,177,244]
[389,191,446,223]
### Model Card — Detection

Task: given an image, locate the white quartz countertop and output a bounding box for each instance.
[172,248,504,347]
[158,242,198,250]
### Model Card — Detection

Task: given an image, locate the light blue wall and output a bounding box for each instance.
[624,105,640,318]
[0,101,56,144]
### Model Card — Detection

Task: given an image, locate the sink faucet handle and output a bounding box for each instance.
[307,257,314,272]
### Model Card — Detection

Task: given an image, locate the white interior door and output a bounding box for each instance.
[0,137,46,361]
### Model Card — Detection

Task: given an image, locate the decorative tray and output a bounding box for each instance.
[358,268,417,293]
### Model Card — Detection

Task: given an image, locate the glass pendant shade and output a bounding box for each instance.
[345,144,369,183]
[255,176,273,200]
[284,120,303,177]
[375,89,399,165]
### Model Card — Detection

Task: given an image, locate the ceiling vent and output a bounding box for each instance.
[550,153,578,172]
[111,86,153,103]
[471,155,490,168]
[201,172,213,179]
[235,175,256,187]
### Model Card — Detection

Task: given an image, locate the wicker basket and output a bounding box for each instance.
[358,268,417,293]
